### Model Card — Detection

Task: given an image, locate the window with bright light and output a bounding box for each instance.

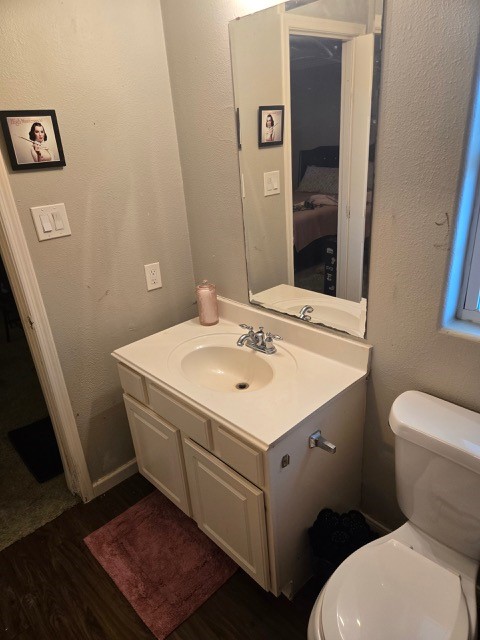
[443,71,480,337]
[458,194,480,323]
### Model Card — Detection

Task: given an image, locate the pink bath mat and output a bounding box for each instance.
[84,490,237,639]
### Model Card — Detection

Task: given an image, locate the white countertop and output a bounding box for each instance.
[112,298,371,449]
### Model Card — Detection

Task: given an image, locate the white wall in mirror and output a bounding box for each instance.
[229,0,382,337]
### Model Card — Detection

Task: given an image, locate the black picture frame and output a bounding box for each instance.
[258,105,284,147]
[0,110,66,171]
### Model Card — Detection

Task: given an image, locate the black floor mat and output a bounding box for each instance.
[7,417,63,483]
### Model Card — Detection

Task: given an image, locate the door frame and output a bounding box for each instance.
[0,150,93,502]
[282,12,381,298]
[338,33,374,301]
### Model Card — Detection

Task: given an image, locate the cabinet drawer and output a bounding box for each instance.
[212,422,264,487]
[147,381,212,449]
[118,363,148,405]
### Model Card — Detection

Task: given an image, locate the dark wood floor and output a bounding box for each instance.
[0,474,321,640]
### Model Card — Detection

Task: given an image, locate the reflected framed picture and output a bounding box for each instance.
[0,110,66,171]
[258,105,284,147]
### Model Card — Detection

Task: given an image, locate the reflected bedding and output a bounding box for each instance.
[292,191,372,252]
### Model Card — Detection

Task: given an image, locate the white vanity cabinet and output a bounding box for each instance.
[119,362,270,589]
[116,358,367,598]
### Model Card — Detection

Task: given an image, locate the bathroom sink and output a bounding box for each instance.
[273,297,365,336]
[251,284,367,337]
[112,299,372,444]
[282,299,363,333]
[168,333,297,392]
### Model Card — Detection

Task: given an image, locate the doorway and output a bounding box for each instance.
[0,147,92,509]
[0,252,78,550]
[283,15,375,304]
[290,35,342,296]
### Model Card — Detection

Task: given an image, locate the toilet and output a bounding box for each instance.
[308,390,480,640]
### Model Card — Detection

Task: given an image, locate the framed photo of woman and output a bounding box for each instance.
[0,110,66,171]
[258,105,284,148]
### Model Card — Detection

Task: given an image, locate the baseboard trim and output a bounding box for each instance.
[92,458,138,498]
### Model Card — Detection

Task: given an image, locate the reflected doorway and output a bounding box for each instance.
[290,35,342,296]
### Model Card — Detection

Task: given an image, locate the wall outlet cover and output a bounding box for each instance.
[144,262,162,291]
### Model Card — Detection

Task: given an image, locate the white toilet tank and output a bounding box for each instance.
[389,391,480,560]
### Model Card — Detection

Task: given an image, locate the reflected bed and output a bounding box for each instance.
[292,145,373,252]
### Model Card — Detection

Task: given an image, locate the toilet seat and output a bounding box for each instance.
[319,539,469,640]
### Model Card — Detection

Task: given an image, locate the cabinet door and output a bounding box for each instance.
[124,395,191,516]
[183,437,269,590]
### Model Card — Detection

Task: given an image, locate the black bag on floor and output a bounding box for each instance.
[309,508,376,570]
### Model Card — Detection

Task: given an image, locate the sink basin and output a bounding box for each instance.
[283,300,361,332]
[179,346,273,391]
[251,284,367,337]
[168,333,297,392]
[270,296,366,336]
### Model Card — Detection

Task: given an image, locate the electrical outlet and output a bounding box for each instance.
[144,262,162,291]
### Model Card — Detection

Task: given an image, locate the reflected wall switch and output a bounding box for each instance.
[264,170,280,196]
[144,262,162,291]
[30,203,71,241]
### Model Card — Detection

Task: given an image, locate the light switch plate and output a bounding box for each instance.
[264,170,280,196]
[30,203,71,241]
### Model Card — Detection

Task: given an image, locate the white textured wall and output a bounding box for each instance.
[163,0,480,529]
[362,0,480,526]
[230,7,289,295]
[0,0,195,482]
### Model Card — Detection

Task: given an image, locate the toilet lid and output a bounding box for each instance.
[321,539,469,640]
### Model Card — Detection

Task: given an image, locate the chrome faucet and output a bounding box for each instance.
[237,324,283,354]
[299,305,313,322]
[237,324,256,347]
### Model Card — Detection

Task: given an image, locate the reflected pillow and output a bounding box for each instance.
[297,165,338,194]
[307,193,338,207]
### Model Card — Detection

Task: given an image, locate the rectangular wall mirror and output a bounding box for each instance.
[229,0,383,337]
